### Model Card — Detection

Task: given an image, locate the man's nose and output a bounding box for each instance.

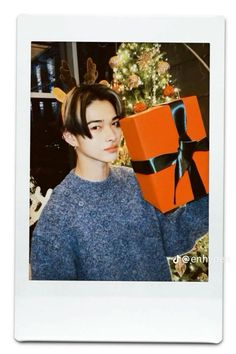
[104,125,117,141]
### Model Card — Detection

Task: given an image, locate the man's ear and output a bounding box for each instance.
[63,131,78,148]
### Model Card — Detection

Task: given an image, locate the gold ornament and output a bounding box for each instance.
[157,60,170,75]
[109,55,121,69]
[137,50,155,70]
[127,74,142,89]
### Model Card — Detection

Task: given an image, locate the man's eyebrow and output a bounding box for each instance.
[87,116,118,125]
[87,120,103,125]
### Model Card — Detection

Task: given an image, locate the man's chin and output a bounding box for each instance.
[103,153,119,163]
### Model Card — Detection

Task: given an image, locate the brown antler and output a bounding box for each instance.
[59,60,76,91]
[83,57,99,85]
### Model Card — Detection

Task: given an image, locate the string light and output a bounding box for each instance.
[110,42,180,114]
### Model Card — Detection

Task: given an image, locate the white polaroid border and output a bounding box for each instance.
[15,15,225,343]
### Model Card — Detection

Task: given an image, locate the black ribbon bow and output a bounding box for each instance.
[131,100,209,204]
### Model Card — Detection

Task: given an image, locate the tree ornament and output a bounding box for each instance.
[133,101,147,113]
[109,55,122,69]
[127,74,142,89]
[163,84,175,97]
[137,50,155,70]
[157,60,170,75]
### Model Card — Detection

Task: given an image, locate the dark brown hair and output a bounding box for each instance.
[62,84,124,139]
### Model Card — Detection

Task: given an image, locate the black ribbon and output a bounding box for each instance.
[131,100,209,204]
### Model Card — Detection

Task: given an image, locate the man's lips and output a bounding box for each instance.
[104,145,118,153]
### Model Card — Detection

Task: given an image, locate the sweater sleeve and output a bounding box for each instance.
[30,195,78,280]
[156,195,209,257]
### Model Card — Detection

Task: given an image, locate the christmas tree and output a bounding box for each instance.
[109,42,180,116]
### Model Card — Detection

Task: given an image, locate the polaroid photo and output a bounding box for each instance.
[15,15,225,343]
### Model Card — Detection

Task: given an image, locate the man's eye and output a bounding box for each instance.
[113,120,120,127]
[90,125,101,131]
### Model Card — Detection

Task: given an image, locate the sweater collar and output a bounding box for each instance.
[68,167,114,191]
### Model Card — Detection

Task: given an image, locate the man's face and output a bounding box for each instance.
[75,99,122,164]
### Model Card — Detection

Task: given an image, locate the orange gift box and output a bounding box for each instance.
[120,96,209,213]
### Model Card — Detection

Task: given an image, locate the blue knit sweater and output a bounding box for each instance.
[31,166,208,281]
